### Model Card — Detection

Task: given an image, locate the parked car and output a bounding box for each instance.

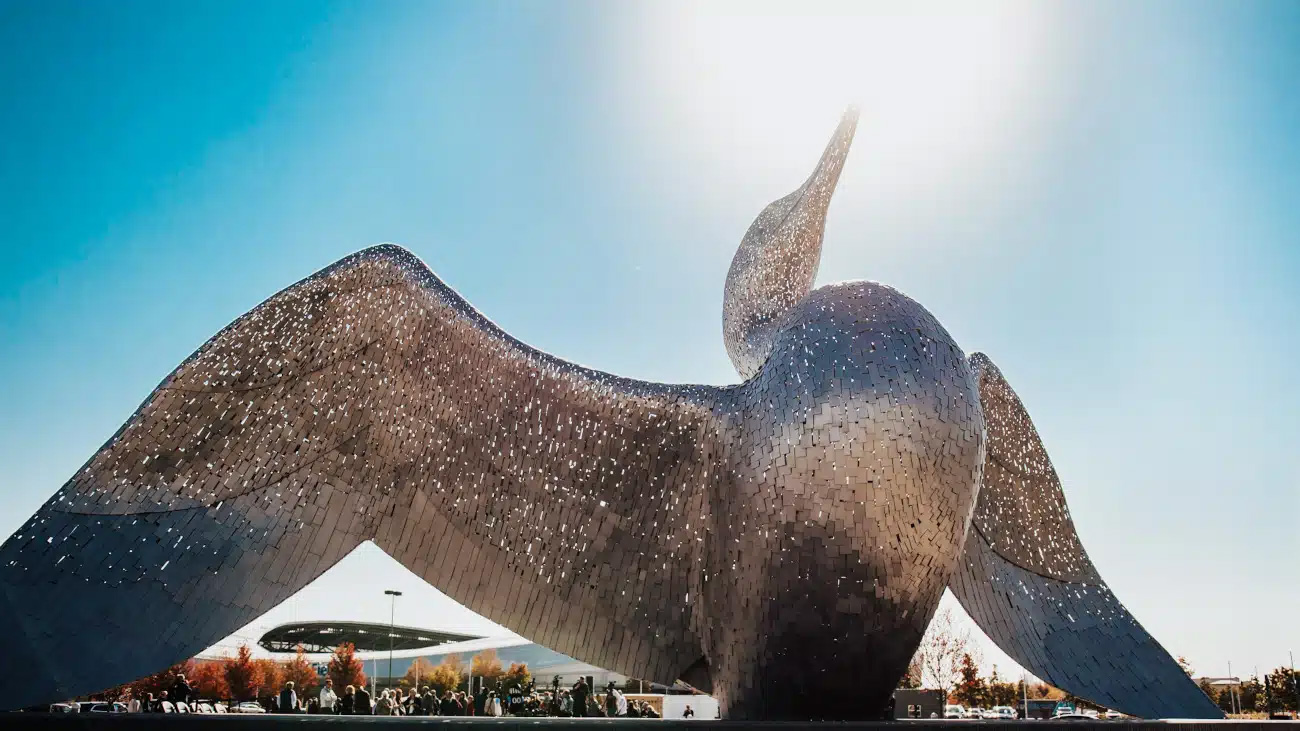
[990,706,1016,720]
[76,702,126,713]
[232,701,267,714]
[49,703,78,713]
[1103,710,1125,720]
[965,707,986,719]
[945,704,967,719]
[1051,713,1095,721]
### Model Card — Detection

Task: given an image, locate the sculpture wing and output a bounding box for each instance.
[949,353,1221,718]
[0,245,720,709]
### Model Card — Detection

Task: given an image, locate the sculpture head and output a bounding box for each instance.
[722,108,858,379]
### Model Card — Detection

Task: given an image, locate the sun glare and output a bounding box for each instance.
[631,1,1058,204]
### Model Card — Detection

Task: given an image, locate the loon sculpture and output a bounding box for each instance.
[0,110,1220,719]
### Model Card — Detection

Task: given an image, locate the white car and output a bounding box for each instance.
[78,702,127,713]
[965,707,986,719]
[945,704,967,719]
[991,706,1017,720]
[1103,710,1125,720]
[232,701,267,714]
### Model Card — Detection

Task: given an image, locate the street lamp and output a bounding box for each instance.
[384,590,402,689]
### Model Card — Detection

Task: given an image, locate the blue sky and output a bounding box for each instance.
[1,1,1296,681]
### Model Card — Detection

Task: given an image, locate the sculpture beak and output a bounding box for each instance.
[803,106,859,209]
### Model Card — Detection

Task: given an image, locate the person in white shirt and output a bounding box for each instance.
[319,679,339,714]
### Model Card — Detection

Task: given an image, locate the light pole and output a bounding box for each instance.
[1291,651,1298,718]
[384,590,402,689]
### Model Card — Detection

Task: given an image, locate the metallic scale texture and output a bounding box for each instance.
[948,356,1222,719]
[0,111,1219,720]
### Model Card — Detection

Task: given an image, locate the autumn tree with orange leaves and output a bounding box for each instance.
[471,649,505,692]
[257,658,284,695]
[426,654,466,694]
[328,642,367,690]
[223,645,263,701]
[132,660,196,699]
[402,658,436,689]
[282,645,320,696]
[190,661,230,699]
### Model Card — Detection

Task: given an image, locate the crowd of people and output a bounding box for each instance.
[124,672,674,718]
[321,677,663,718]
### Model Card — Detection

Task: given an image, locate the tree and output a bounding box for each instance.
[501,662,531,694]
[898,655,923,689]
[913,607,975,700]
[224,644,263,701]
[1198,679,1222,707]
[986,666,1019,707]
[191,661,230,700]
[427,654,467,694]
[1216,684,1237,714]
[96,682,136,703]
[282,645,320,697]
[1265,667,1298,713]
[328,642,367,691]
[256,658,284,696]
[1238,676,1263,713]
[1029,683,1064,700]
[951,653,987,707]
[132,660,196,699]
[472,649,505,692]
[403,658,437,690]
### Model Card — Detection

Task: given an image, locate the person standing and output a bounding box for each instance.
[278,681,298,713]
[572,677,589,718]
[318,679,338,714]
[407,687,422,715]
[486,691,503,716]
[604,683,619,717]
[683,704,695,718]
[355,685,372,715]
[422,687,439,716]
[170,674,193,710]
[340,686,356,715]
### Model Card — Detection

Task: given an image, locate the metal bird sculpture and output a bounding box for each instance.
[0,110,1221,720]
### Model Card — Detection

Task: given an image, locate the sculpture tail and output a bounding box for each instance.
[949,353,1222,719]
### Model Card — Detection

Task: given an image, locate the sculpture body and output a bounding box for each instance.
[0,111,1221,719]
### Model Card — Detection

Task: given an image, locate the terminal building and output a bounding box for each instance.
[210,620,643,690]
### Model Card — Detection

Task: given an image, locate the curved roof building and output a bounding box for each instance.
[258,621,479,654]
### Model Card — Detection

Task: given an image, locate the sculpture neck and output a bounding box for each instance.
[721,110,858,380]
